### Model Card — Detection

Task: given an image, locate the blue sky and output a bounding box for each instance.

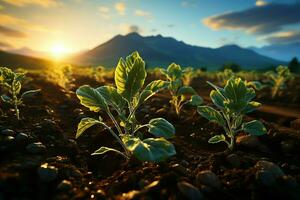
[0,0,299,56]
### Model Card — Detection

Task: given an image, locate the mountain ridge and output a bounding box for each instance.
[73,32,285,70]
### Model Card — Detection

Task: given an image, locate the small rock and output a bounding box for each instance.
[4,136,15,143]
[290,118,300,129]
[171,163,189,175]
[196,170,221,189]
[255,160,285,178]
[73,108,83,115]
[26,142,46,154]
[236,135,260,148]
[1,129,15,136]
[226,154,241,168]
[256,170,276,187]
[57,180,72,191]
[15,133,29,143]
[181,160,190,167]
[177,181,203,200]
[38,163,58,182]
[281,140,295,153]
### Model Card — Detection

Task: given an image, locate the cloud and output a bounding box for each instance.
[167,24,175,28]
[0,25,27,38]
[98,6,110,19]
[2,0,60,7]
[262,31,300,44]
[181,0,198,8]
[203,3,300,34]
[135,9,151,17]
[128,25,141,33]
[256,0,268,6]
[0,41,13,49]
[115,2,126,15]
[119,24,142,34]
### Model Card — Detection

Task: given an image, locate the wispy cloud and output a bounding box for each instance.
[181,0,198,8]
[1,0,60,7]
[119,24,142,34]
[98,6,110,19]
[256,0,268,7]
[0,13,60,37]
[135,9,151,18]
[0,25,27,38]
[262,31,300,44]
[203,3,300,34]
[0,41,13,49]
[115,2,126,15]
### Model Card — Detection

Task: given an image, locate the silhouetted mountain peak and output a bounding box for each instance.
[74,33,285,70]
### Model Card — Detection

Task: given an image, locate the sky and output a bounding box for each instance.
[0,0,299,58]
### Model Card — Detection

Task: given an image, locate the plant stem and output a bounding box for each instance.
[99,122,130,159]
[107,109,123,136]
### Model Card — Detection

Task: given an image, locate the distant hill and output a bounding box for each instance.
[73,32,285,70]
[250,42,300,62]
[8,47,48,59]
[0,50,54,70]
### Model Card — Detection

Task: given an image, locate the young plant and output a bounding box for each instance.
[76,52,176,162]
[265,65,293,98]
[197,77,267,150]
[161,63,203,116]
[182,67,197,86]
[0,67,40,120]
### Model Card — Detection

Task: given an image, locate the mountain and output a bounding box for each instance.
[250,43,300,62]
[74,32,285,70]
[0,50,54,70]
[8,47,48,59]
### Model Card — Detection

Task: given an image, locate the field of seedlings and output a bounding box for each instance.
[1,52,300,200]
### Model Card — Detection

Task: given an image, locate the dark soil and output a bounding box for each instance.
[0,74,300,200]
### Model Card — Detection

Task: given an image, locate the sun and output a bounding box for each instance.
[50,43,69,59]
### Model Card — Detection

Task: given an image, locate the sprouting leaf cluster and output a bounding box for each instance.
[265,65,294,98]
[161,63,203,115]
[197,77,267,150]
[0,67,40,120]
[76,52,176,162]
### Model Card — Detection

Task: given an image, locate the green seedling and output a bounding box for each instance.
[161,63,203,116]
[197,77,267,151]
[182,67,197,86]
[76,52,176,162]
[0,67,40,120]
[265,65,293,98]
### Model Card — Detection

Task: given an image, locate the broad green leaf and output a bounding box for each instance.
[210,90,225,109]
[147,118,175,139]
[76,85,108,112]
[243,101,261,114]
[208,134,226,144]
[246,81,263,91]
[76,117,101,138]
[96,86,126,111]
[197,106,225,126]
[177,86,196,96]
[114,51,146,101]
[234,115,243,128]
[189,95,203,106]
[167,63,182,81]
[138,80,168,105]
[242,120,267,136]
[122,135,176,162]
[91,146,126,157]
[21,89,41,98]
[224,78,255,113]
